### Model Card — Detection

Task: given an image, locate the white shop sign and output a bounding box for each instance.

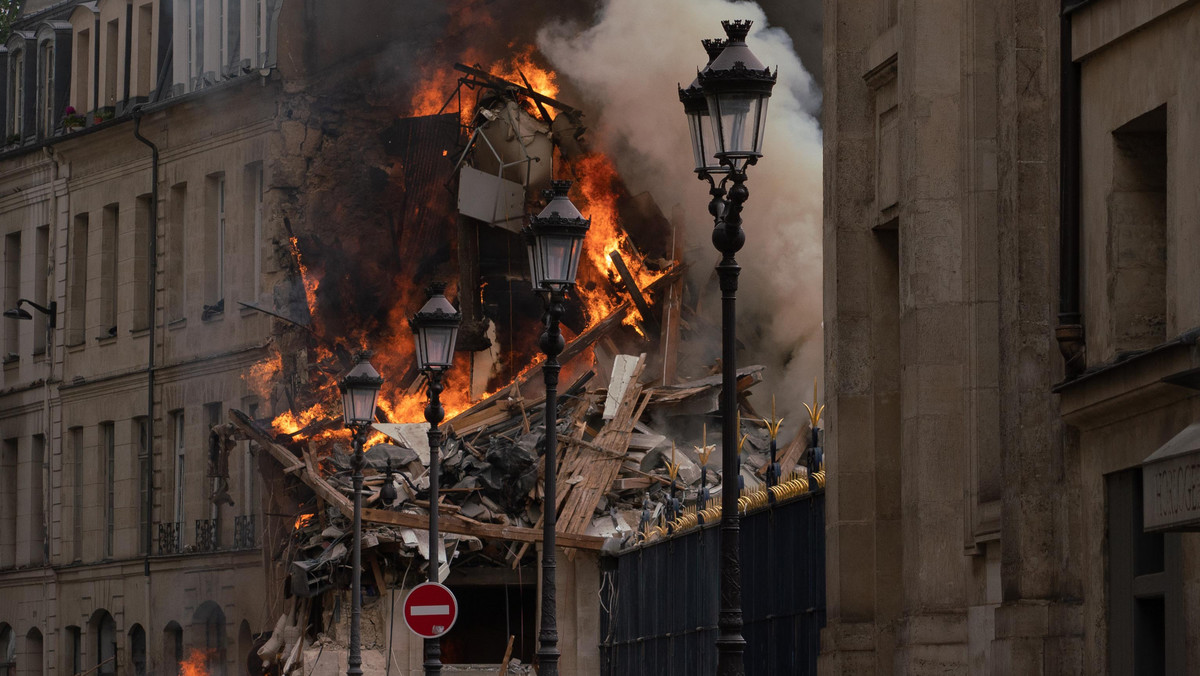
[1143,421,1200,532]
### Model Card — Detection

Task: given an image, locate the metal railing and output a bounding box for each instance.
[195,518,220,552]
[233,514,256,550]
[600,491,826,676]
[157,522,183,555]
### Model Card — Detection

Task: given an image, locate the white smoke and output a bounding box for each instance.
[538,0,823,419]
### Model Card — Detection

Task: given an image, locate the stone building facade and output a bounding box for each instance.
[822,0,1200,673]
[0,1,284,675]
[0,2,611,675]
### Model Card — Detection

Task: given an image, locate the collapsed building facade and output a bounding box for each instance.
[0,2,825,675]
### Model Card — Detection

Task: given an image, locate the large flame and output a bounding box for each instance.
[179,648,213,676]
[257,40,662,443]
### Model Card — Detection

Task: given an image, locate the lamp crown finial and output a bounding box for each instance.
[721,19,753,42]
[354,349,374,362]
[425,281,448,298]
[701,38,727,61]
[545,180,573,201]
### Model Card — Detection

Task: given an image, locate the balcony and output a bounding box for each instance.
[233,514,257,550]
[157,522,183,555]
[195,518,220,552]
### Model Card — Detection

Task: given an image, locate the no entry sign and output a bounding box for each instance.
[403,582,458,639]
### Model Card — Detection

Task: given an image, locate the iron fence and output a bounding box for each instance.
[600,491,825,676]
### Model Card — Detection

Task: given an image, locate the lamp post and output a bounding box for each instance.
[409,283,462,676]
[338,352,383,676]
[679,20,776,676]
[522,180,589,676]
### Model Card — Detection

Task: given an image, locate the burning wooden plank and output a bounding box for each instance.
[609,250,660,335]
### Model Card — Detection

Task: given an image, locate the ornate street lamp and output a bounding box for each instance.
[522,179,589,676]
[680,20,776,676]
[339,352,383,676]
[409,283,462,676]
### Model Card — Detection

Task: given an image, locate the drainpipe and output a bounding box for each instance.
[132,111,158,577]
[1056,0,1085,375]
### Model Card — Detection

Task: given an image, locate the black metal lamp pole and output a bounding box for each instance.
[680,20,776,675]
[348,426,366,676]
[339,353,384,676]
[410,283,462,676]
[537,289,565,674]
[523,180,590,676]
[423,370,445,675]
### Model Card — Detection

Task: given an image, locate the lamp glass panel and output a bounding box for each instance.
[342,386,378,426]
[541,233,578,286]
[421,325,457,368]
[526,240,541,288]
[751,97,769,154]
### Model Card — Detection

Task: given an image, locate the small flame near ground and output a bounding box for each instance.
[179,648,214,676]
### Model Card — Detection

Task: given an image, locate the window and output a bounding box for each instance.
[217,0,225,69]
[74,29,90,114]
[99,204,119,338]
[133,195,152,331]
[168,184,187,321]
[129,624,146,676]
[0,624,12,676]
[172,410,186,528]
[29,434,45,565]
[38,40,54,135]
[205,402,222,525]
[0,439,15,568]
[225,0,240,73]
[246,162,263,300]
[68,214,88,345]
[254,0,265,65]
[242,398,258,511]
[101,422,115,558]
[204,174,225,314]
[33,225,48,355]
[136,3,153,98]
[1109,105,1167,354]
[70,427,83,561]
[65,626,81,676]
[194,0,205,85]
[1107,468,1184,673]
[135,418,150,554]
[3,232,18,360]
[94,611,116,676]
[104,19,118,108]
[162,623,182,676]
[8,48,24,139]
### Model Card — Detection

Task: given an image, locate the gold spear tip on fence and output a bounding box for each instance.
[762,394,784,440]
[802,377,824,427]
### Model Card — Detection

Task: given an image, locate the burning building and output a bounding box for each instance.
[0,1,824,675]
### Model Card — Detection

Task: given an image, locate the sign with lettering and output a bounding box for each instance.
[1143,422,1200,532]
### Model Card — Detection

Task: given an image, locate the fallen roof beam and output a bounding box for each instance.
[609,251,660,335]
[230,409,606,551]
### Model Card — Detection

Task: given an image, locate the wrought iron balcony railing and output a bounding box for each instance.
[195,518,220,552]
[157,522,183,555]
[233,514,257,550]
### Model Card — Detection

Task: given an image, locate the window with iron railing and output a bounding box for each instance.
[195,518,219,552]
[157,521,183,555]
[233,514,255,550]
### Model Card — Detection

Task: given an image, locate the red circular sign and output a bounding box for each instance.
[403,582,458,639]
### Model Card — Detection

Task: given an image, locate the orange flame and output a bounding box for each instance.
[408,43,558,118]
[179,648,213,676]
[293,513,315,530]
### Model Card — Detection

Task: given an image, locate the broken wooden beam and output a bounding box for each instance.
[609,250,660,335]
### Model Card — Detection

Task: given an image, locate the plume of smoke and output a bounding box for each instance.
[538,0,823,421]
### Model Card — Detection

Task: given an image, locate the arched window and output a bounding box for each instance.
[0,624,14,676]
[88,610,117,676]
[190,602,225,676]
[162,622,183,676]
[128,625,146,676]
[236,621,252,676]
[63,626,81,676]
[23,628,42,676]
